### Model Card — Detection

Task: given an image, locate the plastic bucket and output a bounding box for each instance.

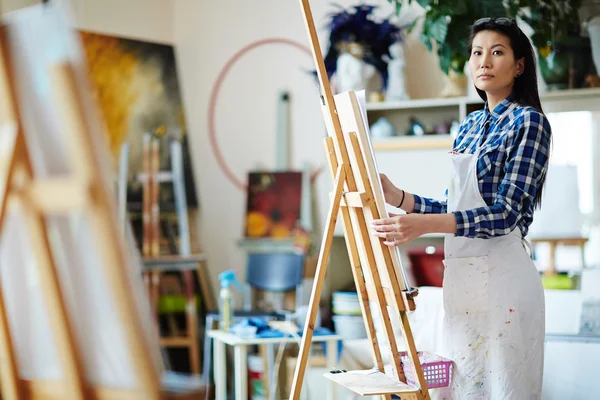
[333,315,367,340]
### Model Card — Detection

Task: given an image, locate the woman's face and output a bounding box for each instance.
[468,30,524,97]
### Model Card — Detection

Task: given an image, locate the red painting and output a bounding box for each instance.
[244,172,303,239]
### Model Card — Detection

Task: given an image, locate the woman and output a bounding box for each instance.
[372,18,551,399]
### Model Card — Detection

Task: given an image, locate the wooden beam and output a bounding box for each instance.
[342,191,371,208]
[0,35,22,400]
[290,164,346,400]
[17,170,87,400]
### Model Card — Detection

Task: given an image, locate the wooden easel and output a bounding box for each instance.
[290,1,430,399]
[0,6,203,400]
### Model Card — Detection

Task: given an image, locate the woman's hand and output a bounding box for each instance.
[372,213,457,246]
[371,213,427,246]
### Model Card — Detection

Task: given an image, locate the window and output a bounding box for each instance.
[531,111,600,272]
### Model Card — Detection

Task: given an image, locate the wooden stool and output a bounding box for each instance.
[143,254,214,375]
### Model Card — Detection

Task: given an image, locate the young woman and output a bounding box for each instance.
[372,18,551,399]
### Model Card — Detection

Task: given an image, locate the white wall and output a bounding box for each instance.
[0,0,39,14]
[173,0,448,298]
[2,1,173,44]
[25,0,447,299]
[69,0,173,43]
[8,0,598,308]
[33,0,447,299]
[173,0,328,297]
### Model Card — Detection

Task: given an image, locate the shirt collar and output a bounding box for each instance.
[483,94,516,121]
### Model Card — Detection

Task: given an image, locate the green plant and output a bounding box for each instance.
[510,0,589,89]
[387,0,510,75]
[508,0,583,52]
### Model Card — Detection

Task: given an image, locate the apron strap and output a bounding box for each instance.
[521,238,534,259]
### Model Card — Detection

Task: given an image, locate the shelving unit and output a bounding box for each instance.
[329,87,600,238]
[366,96,474,112]
[359,87,600,289]
[367,87,600,152]
[372,134,454,151]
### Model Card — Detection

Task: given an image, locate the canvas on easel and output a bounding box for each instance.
[289,0,446,399]
[0,4,202,400]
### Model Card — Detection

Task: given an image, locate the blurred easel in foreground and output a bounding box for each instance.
[0,4,205,399]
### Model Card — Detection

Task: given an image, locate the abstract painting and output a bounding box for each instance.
[79,30,198,211]
[245,172,303,239]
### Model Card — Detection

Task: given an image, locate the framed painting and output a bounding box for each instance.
[244,171,303,239]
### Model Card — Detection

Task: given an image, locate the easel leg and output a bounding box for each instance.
[142,134,151,256]
[0,273,20,400]
[290,165,346,400]
[187,298,200,375]
[324,137,394,400]
[16,165,86,400]
[0,114,21,400]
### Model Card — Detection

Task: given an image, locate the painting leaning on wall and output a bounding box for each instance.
[79,31,199,249]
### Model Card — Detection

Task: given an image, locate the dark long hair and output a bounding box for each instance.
[467,19,550,209]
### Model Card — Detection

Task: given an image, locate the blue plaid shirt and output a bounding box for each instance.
[412,95,551,238]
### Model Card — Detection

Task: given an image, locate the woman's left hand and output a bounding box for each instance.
[371,213,427,246]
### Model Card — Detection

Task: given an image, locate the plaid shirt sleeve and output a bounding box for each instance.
[454,110,551,238]
[413,193,447,214]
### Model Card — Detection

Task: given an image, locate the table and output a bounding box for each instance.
[531,237,588,276]
[543,333,600,398]
[207,330,342,400]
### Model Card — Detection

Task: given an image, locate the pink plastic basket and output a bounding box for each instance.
[399,351,453,388]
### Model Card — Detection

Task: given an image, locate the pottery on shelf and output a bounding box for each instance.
[589,15,600,75]
[385,42,410,101]
[370,118,396,139]
[440,69,467,98]
[335,47,376,93]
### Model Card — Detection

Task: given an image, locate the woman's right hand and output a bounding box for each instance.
[380,173,402,206]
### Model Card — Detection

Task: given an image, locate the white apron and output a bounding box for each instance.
[436,106,545,400]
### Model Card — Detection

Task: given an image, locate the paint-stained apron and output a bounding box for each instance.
[436,107,545,399]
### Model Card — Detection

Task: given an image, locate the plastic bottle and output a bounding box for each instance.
[217,270,243,331]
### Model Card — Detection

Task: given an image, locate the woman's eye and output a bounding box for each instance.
[472,51,481,56]
[493,50,503,55]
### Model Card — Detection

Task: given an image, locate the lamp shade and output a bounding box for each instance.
[528,165,583,239]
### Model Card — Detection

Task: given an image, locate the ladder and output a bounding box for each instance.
[118,132,213,376]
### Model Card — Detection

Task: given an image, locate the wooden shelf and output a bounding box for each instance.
[366,87,600,113]
[540,87,600,101]
[531,237,589,246]
[365,87,600,152]
[372,135,453,151]
[237,237,299,253]
[366,96,470,111]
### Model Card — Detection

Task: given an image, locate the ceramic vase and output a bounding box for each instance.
[589,15,600,75]
[440,69,467,98]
